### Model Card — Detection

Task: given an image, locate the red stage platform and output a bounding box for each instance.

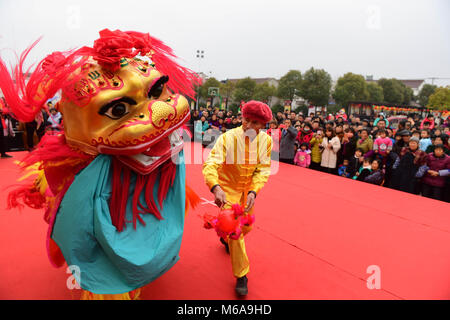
[0,143,449,300]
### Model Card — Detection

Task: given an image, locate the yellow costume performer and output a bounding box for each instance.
[202,100,273,295]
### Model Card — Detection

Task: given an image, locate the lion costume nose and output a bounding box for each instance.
[149,100,176,129]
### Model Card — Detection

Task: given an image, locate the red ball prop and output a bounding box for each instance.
[216,209,239,233]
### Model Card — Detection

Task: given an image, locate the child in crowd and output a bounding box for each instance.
[294,142,311,168]
[347,148,364,178]
[419,129,432,151]
[433,128,442,137]
[338,159,351,177]
[353,157,372,181]
[373,129,392,164]
[411,131,421,143]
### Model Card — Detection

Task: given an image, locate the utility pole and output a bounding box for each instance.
[195,50,204,111]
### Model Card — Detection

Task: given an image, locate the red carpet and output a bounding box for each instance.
[0,142,449,300]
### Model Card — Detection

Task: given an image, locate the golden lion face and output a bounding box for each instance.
[60,57,189,174]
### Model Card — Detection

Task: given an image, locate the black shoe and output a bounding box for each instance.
[235,276,248,296]
[220,237,229,254]
[1,154,12,158]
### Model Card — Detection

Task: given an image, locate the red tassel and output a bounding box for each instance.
[144,172,160,219]
[157,160,176,210]
[131,174,147,230]
[109,158,177,232]
[109,158,132,232]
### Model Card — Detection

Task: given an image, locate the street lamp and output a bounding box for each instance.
[195,50,204,111]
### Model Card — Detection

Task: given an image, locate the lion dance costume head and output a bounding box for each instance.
[0,29,201,296]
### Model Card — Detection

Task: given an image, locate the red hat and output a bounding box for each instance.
[241,100,272,124]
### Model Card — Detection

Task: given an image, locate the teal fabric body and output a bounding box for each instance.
[51,152,186,294]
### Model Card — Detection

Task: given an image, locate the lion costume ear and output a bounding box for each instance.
[0,39,87,123]
[137,33,201,99]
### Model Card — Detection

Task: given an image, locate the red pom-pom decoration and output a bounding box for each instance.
[216,209,240,234]
[202,203,254,240]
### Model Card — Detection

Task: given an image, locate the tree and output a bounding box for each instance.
[271,104,284,114]
[428,86,450,110]
[377,78,405,104]
[199,77,222,106]
[418,84,437,107]
[228,103,240,115]
[332,72,369,107]
[366,82,384,102]
[199,77,221,98]
[252,82,277,104]
[233,77,257,102]
[403,87,414,105]
[299,67,332,106]
[220,80,236,109]
[276,70,302,101]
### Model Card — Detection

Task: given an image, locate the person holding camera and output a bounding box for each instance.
[279,118,298,165]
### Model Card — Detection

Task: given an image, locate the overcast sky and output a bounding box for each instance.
[0,0,449,86]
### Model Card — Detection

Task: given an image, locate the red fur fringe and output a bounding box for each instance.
[7,185,46,210]
[109,158,177,232]
[7,132,92,212]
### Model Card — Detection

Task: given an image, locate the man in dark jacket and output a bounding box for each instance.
[279,119,298,164]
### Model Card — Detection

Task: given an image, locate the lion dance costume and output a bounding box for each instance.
[0,29,200,299]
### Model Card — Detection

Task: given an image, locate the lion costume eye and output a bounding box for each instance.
[148,75,169,100]
[98,97,137,120]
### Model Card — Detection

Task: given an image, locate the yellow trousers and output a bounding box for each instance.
[223,190,254,278]
[226,224,252,278]
[80,288,141,300]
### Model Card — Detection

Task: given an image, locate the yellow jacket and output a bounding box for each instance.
[309,136,323,163]
[202,126,272,207]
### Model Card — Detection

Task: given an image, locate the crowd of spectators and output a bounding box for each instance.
[0,101,62,155]
[190,105,450,203]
